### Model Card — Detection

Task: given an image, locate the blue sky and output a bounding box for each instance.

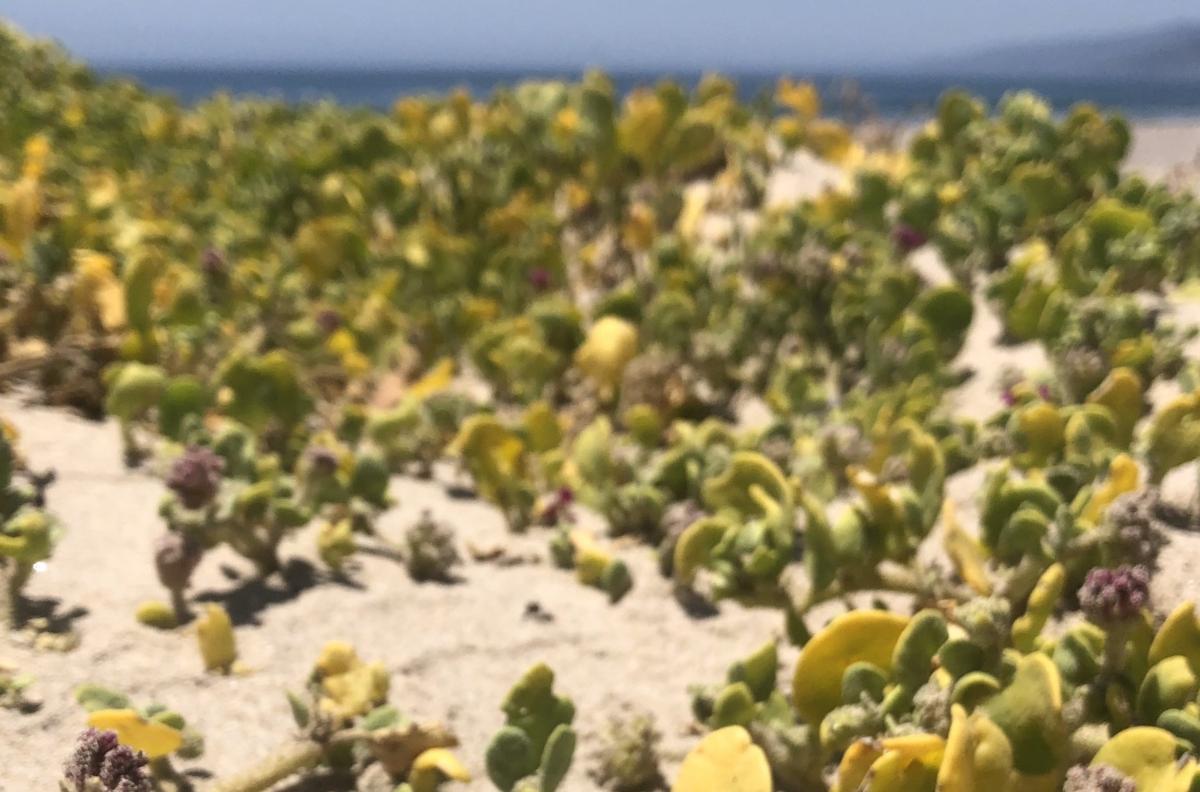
[4,1,1200,70]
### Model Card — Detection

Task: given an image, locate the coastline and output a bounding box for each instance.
[94,64,1200,121]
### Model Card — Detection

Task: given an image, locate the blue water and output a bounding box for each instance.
[98,66,1200,119]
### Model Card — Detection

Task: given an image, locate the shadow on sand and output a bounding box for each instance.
[193,558,364,627]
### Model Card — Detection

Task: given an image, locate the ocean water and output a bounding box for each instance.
[99,66,1200,119]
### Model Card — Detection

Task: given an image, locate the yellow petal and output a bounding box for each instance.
[196,604,237,672]
[792,610,910,724]
[72,250,127,331]
[408,358,455,400]
[575,316,638,399]
[1149,602,1200,676]
[1080,452,1139,525]
[1093,727,1198,792]
[672,725,771,792]
[937,705,1016,792]
[942,500,992,595]
[87,708,183,759]
[1086,367,1143,447]
[321,661,390,721]
[833,739,883,792]
[409,747,472,792]
[776,78,821,119]
[3,177,41,250]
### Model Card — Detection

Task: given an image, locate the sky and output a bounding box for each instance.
[4,0,1200,71]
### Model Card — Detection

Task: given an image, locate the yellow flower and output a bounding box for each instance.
[72,250,127,331]
[87,709,183,759]
[673,726,771,792]
[320,661,390,721]
[327,329,370,377]
[22,134,51,179]
[552,106,580,141]
[196,604,237,673]
[409,748,471,792]
[621,202,656,252]
[776,78,821,119]
[316,640,360,676]
[575,316,639,400]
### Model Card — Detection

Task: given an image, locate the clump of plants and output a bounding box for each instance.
[73,684,205,784]
[677,557,1200,791]
[144,428,394,624]
[0,423,60,629]
[62,728,154,792]
[549,526,633,603]
[404,510,461,583]
[590,711,664,791]
[206,641,465,792]
[0,659,39,712]
[486,663,577,792]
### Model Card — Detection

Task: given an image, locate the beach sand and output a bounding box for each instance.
[5,121,1200,792]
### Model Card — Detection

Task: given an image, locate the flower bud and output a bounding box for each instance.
[165,446,224,510]
[1078,565,1150,626]
[154,533,202,592]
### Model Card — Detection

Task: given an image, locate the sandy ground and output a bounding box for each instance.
[1126,121,1200,186]
[4,122,1200,792]
[2,399,795,791]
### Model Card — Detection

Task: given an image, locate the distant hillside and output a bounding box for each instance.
[913,22,1200,80]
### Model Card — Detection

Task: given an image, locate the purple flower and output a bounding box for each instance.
[1001,387,1017,408]
[306,446,340,477]
[98,745,150,790]
[200,247,226,278]
[65,729,119,789]
[154,532,202,591]
[1037,384,1053,402]
[64,729,151,792]
[537,486,576,525]
[315,309,342,335]
[1078,565,1150,626]
[528,267,552,291]
[166,446,225,509]
[891,224,927,253]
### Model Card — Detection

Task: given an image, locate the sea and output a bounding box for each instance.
[98,66,1200,120]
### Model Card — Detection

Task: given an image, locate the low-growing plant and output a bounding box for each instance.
[548,526,633,603]
[680,561,1200,791]
[0,659,39,713]
[144,431,394,622]
[404,510,461,583]
[73,683,205,783]
[590,711,664,791]
[0,424,59,629]
[62,728,154,792]
[206,641,464,792]
[486,663,577,792]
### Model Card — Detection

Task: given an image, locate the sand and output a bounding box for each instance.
[5,121,1200,792]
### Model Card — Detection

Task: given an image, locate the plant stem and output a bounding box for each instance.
[207,740,324,792]
[168,585,191,625]
[997,554,1047,606]
[149,757,193,792]
[1,560,31,629]
[1100,623,1131,678]
[229,528,283,578]
[253,541,282,577]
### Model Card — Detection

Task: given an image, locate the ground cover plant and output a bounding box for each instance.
[4,19,1200,792]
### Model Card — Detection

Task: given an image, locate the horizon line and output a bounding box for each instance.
[90,60,1200,86]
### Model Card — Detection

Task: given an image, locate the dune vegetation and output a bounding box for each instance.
[5,21,1200,792]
